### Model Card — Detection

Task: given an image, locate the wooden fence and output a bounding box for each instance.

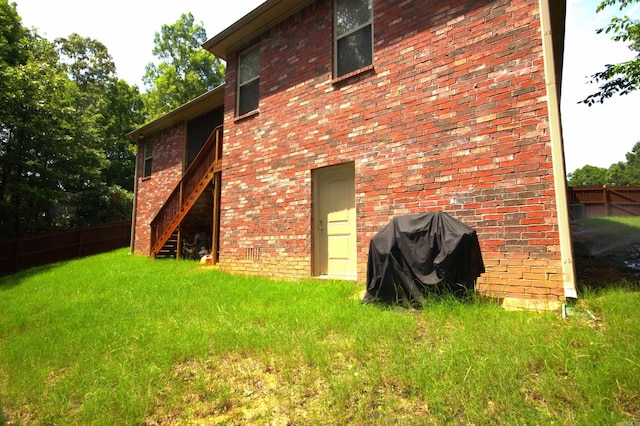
[568,186,640,218]
[0,221,131,277]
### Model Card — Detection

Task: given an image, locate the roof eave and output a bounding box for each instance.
[126,85,225,142]
[202,0,315,60]
[548,0,566,89]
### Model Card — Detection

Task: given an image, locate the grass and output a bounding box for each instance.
[578,215,640,232]
[0,247,639,424]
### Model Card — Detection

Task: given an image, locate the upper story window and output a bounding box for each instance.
[237,45,260,116]
[143,140,153,178]
[335,0,373,78]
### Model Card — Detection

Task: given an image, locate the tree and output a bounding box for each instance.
[607,142,640,186]
[54,34,146,225]
[100,79,145,191]
[567,165,609,186]
[0,21,98,237]
[143,13,225,119]
[55,33,146,191]
[55,33,116,93]
[582,0,640,105]
[568,141,640,186]
[607,141,640,185]
[71,77,144,228]
[1,3,145,238]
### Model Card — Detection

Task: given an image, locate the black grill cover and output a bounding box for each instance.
[363,212,484,305]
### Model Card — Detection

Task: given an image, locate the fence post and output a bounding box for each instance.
[603,185,609,216]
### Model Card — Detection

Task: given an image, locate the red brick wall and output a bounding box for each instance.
[218,0,566,301]
[133,124,185,255]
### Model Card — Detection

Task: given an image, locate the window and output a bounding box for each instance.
[335,0,373,78]
[143,140,153,178]
[237,46,260,116]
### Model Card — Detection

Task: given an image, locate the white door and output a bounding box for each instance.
[314,163,357,279]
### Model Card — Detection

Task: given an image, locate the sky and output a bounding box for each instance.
[14,0,640,174]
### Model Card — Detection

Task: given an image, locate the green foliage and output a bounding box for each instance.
[143,13,225,119]
[1,20,91,236]
[582,0,640,105]
[0,2,145,239]
[606,141,640,185]
[55,33,144,196]
[100,79,145,191]
[55,33,116,92]
[568,141,640,186]
[0,1,28,67]
[1,250,639,424]
[567,165,609,186]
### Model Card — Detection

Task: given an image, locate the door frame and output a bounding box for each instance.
[312,162,357,279]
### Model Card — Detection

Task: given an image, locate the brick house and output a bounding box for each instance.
[128,0,576,309]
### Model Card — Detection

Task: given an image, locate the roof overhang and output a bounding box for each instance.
[202,0,315,60]
[548,0,566,90]
[126,85,225,142]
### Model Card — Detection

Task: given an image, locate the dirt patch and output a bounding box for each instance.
[145,353,329,425]
[144,351,435,425]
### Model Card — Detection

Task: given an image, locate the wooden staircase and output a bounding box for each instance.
[155,230,178,259]
[150,125,223,258]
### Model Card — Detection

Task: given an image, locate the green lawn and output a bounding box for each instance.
[574,216,640,247]
[1,247,639,425]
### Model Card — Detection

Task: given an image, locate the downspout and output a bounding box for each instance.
[538,0,577,300]
[129,138,141,254]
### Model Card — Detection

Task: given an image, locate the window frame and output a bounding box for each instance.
[236,45,261,117]
[334,0,374,79]
[143,140,153,179]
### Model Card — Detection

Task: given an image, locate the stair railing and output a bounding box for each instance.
[150,125,223,257]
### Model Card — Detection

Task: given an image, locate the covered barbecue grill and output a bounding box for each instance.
[363,212,484,306]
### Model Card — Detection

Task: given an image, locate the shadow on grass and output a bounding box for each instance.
[571,217,640,295]
[0,262,65,290]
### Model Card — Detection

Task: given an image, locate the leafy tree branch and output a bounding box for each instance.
[581,0,640,105]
